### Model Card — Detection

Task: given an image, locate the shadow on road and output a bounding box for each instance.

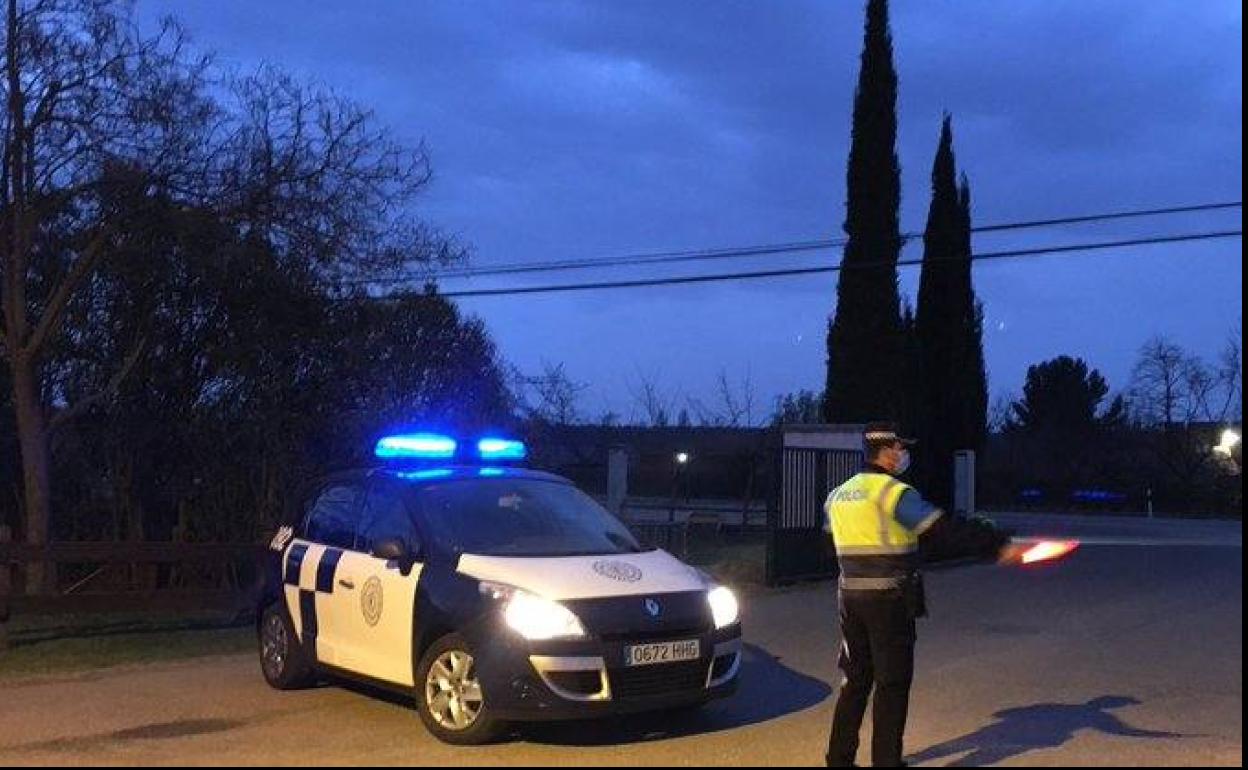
[519,643,831,746]
[10,718,247,754]
[907,695,1184,767]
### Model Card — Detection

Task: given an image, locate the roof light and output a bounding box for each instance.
[396,468,455,481]
[477,437,527,461]
[375,433,458,461]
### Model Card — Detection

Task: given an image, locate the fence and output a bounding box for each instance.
[0,529,262,648]
[615,496,767,556]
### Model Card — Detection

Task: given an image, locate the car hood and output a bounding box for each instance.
[456,549,707,601]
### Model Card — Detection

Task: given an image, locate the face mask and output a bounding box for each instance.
[896,450,912,475]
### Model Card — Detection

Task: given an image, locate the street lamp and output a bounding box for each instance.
[1214,428,1241,457]
[667,452,693,553]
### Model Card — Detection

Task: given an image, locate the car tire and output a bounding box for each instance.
[258,602,315,690]
[415,633,504,745]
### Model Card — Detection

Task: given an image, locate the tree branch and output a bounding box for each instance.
[48,336,147,435]
[23,225,111,358]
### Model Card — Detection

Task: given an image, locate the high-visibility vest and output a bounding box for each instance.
[824,472,919,590]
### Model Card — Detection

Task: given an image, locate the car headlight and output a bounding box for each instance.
[480,582,587,640]
[707,585,740,629]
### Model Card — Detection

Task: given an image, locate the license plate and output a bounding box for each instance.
[624,639,701,667]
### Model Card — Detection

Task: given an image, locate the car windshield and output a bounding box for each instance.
[413,478,649,558]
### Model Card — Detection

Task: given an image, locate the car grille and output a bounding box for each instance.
[600,626,705,643]
[610,660,710,700]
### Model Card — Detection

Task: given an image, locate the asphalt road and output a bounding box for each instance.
[1,517,1241,767]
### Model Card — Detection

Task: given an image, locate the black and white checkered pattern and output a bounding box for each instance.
[284,542,344,654]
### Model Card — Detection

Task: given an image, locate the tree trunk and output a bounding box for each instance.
[10,356,55,595]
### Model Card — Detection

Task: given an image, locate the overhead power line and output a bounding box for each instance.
[970,200,1240,233]
[401,229,1239,299]
[347,200,1242,285]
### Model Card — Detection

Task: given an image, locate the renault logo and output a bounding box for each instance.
[644,598,662,618]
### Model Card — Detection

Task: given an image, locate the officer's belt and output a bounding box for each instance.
[839,576,907,591]
[837,553,918,578]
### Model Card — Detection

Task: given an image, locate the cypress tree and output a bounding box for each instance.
[914,117,987,506]
[959,176,989,462]
[900,297,921,437]
[824,0,904,424]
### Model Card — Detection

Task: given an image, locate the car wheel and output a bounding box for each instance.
[415,633,504,745]
[258,602,315,690]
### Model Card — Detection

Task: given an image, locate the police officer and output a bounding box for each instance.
[824,422,1014,768]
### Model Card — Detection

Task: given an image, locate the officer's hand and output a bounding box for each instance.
[996,541,1031,566]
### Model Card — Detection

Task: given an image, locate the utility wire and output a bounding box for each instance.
[383,229,1239,299]
[970,200,1240,233]
[402,239,839,281]
[346,200,1242,284]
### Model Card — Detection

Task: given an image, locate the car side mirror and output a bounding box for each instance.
[372,537,420,575]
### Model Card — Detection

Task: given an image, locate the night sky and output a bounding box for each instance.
[143,1,1243,423]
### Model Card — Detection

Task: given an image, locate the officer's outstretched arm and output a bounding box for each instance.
[918,506,1011,563]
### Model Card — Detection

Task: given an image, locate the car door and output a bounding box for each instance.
[286,480,364,669]
[333,477,424,686]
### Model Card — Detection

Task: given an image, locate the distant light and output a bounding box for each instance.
[396,468,455,481]
[375,433,458,460]
[1021,540,1079,565]
[477,438,527,461]
[675,452,691,465]
[1214,429,1241,457]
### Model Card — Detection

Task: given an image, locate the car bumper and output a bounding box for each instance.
[476,624,743,721]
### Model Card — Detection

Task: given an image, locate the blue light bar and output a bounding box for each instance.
[477,437,527,461]
[375,433,458,461]
[478,467,505,477]
[396,468,455,481]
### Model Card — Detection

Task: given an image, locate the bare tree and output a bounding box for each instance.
[1128,335,1243,508]
[1129,338,1189,427]
[717,368,757,427]
[515,361,586,425]
[1131,335,1241,427]
[627,368,675,428]
[1215,329,1242,423]
[687,368,759,427]
[215,66,462,284]
[2,0,210,591]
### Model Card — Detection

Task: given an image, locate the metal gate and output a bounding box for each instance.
[766,426,863,585]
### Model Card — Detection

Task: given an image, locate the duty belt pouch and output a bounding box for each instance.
[903,573,927,619]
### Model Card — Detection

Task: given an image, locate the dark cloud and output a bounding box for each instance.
[143,0,1242,417]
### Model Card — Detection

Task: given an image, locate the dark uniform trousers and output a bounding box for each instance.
[826,589,917,768]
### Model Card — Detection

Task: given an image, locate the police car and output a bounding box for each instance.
[257,433,742,744]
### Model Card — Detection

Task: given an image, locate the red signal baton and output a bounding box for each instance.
[1000,538,1080,566]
